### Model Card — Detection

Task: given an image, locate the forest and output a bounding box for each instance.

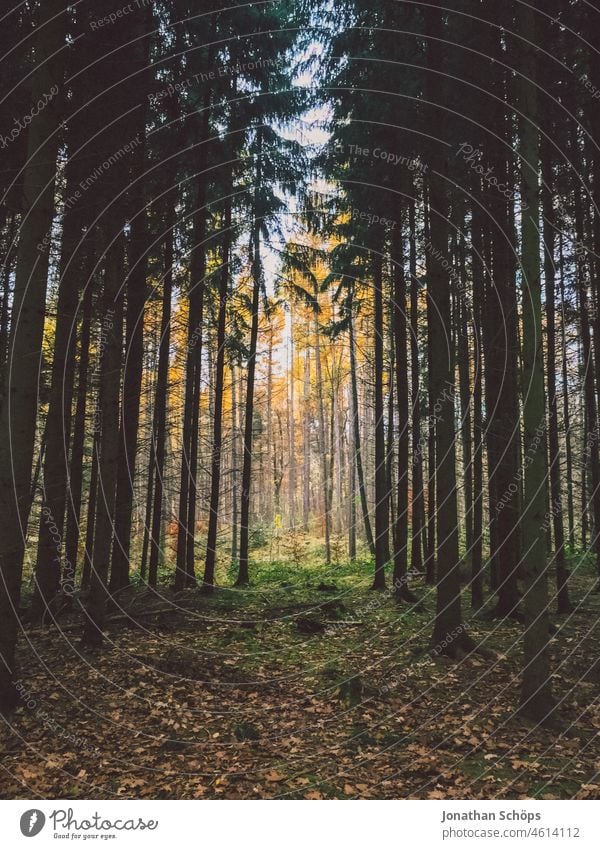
[0,0,600,801]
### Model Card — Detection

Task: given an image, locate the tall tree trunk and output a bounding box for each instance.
[485,16,521,619]
[303,348,311,531]
[148,219,174,587]
[558,235,575,551]
[470,210,485,609]
[456,241,473,566]
[175,161,209,590]
[267,326,274,524]
[83,236,125,645]
[409,198,424,573]
[288,304,298,527]
[81,435,99,591]
[237,171,262,586]
[386,334,395,550]
[0,0,65,712]
[373,249,388,590]
[349,312,375,555]
[542,144,570,613]
[63,277,93,594]
[423,187,436,585]
[231,362,239,564]
[0,214,16,402]
[572,128,600,580]
[32,149,87,620]
[392,226,414,601]
[518,1,555,720]
[426,0,469,652]
[314,306,332,563]
[203,194,232,592]
[348,382,357,560]
[109,15,151,590]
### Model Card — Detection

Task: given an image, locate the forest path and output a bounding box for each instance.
[2,562,599,800]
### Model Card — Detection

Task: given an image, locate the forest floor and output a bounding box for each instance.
[2,552,600,800]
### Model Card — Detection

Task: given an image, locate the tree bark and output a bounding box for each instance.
[237,155,263,585]
[518,1,555,721]
[372,248,388,590]
[426,0,468,652]
[409,198,424,574]
[0,0,66,712]
[83,236,125,646]
[148,217,174,586]
[203,192,233,592]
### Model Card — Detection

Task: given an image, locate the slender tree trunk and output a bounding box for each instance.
[303,348,311,531]
[175,106,210,590]
[314,307,332,563]
[83,236,125,645]
[64,278,93,593]
[542,144,571,613]
[373,249,388,590]
[457,241,473,566]
[148,219,174,587]
[572,128,600,580]
[423,188,436,585]
[349,313,375,555]
[267,327,274,524]
[0,215,16,402]
[470,211,485,608]
[288,305,297,527]
[386,334,395,550]
[426,0,469,652]
[81,435,99,591]
[237,185,262,586]
[558,235,575,551]
[392,226,414,601]
[485,18,521,619]
[348,383,357,559]
[109,19,151,590]
[32,150,87,620]
[409,198,424,573]
[518,3,555,719]
[231,363,239,564]
[203,194,232,592]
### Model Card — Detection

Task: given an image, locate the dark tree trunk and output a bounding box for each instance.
[349,313,375,555]
[110,169,148,590]
[485,17,521,619]
[373,249,388,590]
[572,127,600,581]
[423,188,436,585]
[203,193,233,592]
[81,433,99,592]
[314,305,332,563]
[63,278,94,594]
[518,1,555,720]
[109,11,151,591]
[237,149,263,585]
[542,144,571,613]
[392,226,414,602]
[175,153,210,590]
[0,0,65,713]
[83,236,125,646]
[456,240,473,566]
[409,198,424,574]
[148,217,174,587]
[32,150,87,621]
[426,0,469,653]
[470,209,485,609]
[558,236,575,551]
